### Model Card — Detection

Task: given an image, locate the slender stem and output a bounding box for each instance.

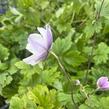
[95,0,105,20]
[85,0,105,83]
[50,51,78,108]
[50,51,70,81]
[80,84,89,99]
[88,88,98,95]
[85,36,95,83]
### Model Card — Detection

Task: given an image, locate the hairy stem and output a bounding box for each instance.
[50,51,78,108]
[95,0,105,20]
[85,0,105,83]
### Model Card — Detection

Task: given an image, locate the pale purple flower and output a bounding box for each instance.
[23,24,53,65]
[97,76,109,91]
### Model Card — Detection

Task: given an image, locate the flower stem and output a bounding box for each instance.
[85,0,105,84]
[50,51,78,108]
[80,84,89,100]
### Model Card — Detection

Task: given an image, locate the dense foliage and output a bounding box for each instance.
[0,0,109,109]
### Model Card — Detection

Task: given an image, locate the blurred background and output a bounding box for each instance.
[1,0,109,109]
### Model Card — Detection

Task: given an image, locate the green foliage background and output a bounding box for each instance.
[0,0,109,109]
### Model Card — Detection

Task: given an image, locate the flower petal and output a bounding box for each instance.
[101,82,109,90]
[23,52,47,65]
[26,43,37,54]
[97,76,109,91]
[37,24,53,49]
[37,27,46,38]
[46,24,53,49]
[27,33,47,54]
[37,27,48,47]
[97,77,108,87]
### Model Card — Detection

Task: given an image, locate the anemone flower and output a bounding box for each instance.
[97,76,109,91]
[23,24,53,65]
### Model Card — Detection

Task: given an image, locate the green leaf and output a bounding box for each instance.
[79,95,100,109]
[79,96,109,109]
[93,42,109,65]
[53,3,74,33]
[10,85,63,109]
[0,63,8,71]
[37,0,49,9]
[0,44,9,61]
[100,97,109,109]
[84,21,95,38]
[63,50,87,67]
[9,96,24,109]
[10,94,37,109]
[52,36,86,70]
[95,0,109,19]
[0,73,12,94]
[52,36,72,55]
[40,67,60,85]
[15,61,30,70]
[84,20,102,38]
[57,92,71,106]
